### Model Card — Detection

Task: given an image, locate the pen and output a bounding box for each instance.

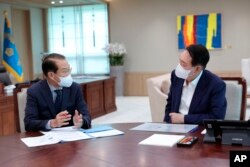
[185,137,193,144]
[189,126,199,133]
[179,136,191,143]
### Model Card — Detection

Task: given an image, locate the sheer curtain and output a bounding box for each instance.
[48,4,109,75]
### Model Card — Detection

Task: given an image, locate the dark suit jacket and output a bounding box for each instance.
[24,79,91,131]
[164,70,227,124]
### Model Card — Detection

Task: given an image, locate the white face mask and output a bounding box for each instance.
[59,75,73,87]
[175,64,192,80]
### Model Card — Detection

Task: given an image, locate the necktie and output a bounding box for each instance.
[54,89,63,113]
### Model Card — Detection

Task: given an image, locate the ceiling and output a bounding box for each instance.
[0,0,108,8]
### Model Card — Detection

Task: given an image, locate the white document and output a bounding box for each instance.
[131,122,198,133]
[21,126,125,147]
[87,129,124,138]
[139,134,185,147]
[41,126,80,133]
[21,126,91,147]
[44,131,91,142]
[21,134,61,147]
[41,126,92,142]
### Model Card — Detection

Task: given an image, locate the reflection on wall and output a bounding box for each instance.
[177,13,221,50]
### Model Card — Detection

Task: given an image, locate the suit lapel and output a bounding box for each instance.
[40,80,57,117]
[173,78,184,112]
[188,72,208,113]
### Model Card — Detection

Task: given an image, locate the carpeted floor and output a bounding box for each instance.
[92,96,152,125]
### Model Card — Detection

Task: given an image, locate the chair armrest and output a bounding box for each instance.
[148,86,168,122]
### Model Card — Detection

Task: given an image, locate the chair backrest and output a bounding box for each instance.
[17,88,28,132]
[221,77,247,120]
[147,73,171,122]
[14,84,32,132]
[241,58,250,86]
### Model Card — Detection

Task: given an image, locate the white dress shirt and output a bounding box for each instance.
[179,71,203,115]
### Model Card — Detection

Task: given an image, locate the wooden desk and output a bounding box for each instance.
[0,123,249,167]
[0,94,15,135]
[74,76,117,118]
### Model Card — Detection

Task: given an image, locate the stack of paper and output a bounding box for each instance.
[21,126,124,147]
[21,134,61,147]
[139,134,185,147]
[21,127,91,147]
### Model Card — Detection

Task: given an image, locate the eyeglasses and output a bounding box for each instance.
[59,67,72,75]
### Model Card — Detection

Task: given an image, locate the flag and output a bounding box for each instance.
[2,12,23,82]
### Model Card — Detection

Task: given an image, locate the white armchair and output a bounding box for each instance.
[147,73,171,122]
[241,58,250,97]
[17,88,28,132]
[14,84,31,132]
[147,75,247,122]
[221,77,247,120]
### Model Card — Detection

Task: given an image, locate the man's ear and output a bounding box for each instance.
[47,71,54,78]
[49,71,60,83]
[195,65,203,72]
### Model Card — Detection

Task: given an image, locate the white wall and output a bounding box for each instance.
[30,8,45,76]
[108,0,250,73]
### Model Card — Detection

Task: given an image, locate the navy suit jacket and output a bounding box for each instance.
[24,80,91,131]
[164,70,227,124]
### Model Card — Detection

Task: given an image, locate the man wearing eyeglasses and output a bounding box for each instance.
[24,53,91,131]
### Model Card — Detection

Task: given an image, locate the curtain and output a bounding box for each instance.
[48,4,109,75]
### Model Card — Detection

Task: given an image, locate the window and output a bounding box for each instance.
[48,4,109,75]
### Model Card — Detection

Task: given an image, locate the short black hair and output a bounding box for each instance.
[186,44,210,69]
[42,53,65,76]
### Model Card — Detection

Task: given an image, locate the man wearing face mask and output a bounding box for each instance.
[164,44,227,124]
[24,53,91,131]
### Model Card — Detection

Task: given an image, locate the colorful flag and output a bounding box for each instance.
[2,12,23,82]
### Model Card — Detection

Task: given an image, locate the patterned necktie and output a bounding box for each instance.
[54,89,63,113]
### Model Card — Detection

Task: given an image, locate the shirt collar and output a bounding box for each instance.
[47,80,62,92]
[184,70,203,86]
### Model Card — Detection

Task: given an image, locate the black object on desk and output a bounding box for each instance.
[177,136,198,147]
[203,119,250,146]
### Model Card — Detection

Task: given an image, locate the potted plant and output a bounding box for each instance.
[105,43,126,66]
[105,43,127,96]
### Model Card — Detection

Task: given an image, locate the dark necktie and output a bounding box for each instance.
[54,89,63,114]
